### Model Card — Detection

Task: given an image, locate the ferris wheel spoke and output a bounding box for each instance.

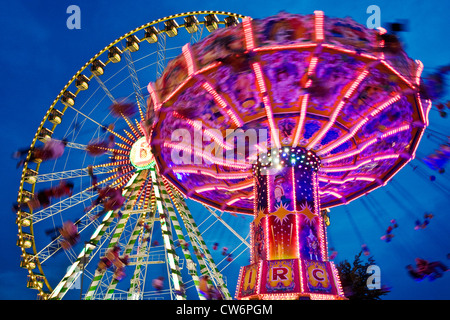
[32,188,97,224]
[203,205,250,248]
[217,233,250,270]
[156,31,167,79]
[93,75,117,104]
[122,48,146,121]
[32,166,113,184]
[36,210,103,264]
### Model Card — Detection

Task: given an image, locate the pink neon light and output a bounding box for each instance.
[298,253,304,293]
[226,195,253,206]
[424,99,432,126]
[377,27,387,35]
[161,75,194,105]
[321,43,357,55]
[171,167,251,180]
[291,167,297,212]
[317,93,402,156]
[266,174,272,212]
[197,61,222,74]
[194,180,253,193]
[242,17,255,50]
[293,56,317,147]
[380,60,414,89]
[313,171,326,259]
[295,208,300,259]
[318,215,326,259]
[262,95,281,149]
[265,204,270,260]
[292,168,300,260]
[322,124,410,164]
[318,175,376,184]
[319,190,343,199]
[330,261,345,297]
[158,63,223,108]
[308,57,319,76]
[292,94,309,147]
[251,61,280,148]
[377,27,386,60]
[253,43,317,53]
[314,11,324,41]
[308,70,369,150]
[321,154,400,173]
[201,82,244,127]
[319,43,378,62]
[252,62,267,93]
[182,43,196,76]
[252,178,257,264]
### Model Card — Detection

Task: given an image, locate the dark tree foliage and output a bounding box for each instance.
[336,251,390,300]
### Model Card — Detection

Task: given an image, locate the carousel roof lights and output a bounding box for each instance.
[314,10,324,41]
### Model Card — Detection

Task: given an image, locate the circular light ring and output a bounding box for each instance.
[254,146,321,173]
[129,137,155,170]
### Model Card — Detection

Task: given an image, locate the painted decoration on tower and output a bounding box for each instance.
[303,260,334,294]
[298,207,322,261]
[238,263,259,298]
[266,167,297,260]
[294,169,322,261]
[261,259,300,295]
[251,215,266,262]
[270,168,294,212]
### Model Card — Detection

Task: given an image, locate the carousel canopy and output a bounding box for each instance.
[147,11,430,214]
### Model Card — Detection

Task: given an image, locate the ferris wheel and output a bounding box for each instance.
[14,11,251,300]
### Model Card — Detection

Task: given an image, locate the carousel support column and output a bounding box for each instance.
[236,147,345,300]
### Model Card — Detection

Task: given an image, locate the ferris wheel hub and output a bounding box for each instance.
[129,137,154,170]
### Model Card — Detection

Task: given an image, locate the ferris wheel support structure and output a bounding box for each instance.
[15,11,249,300]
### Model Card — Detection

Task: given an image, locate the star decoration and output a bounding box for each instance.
[298,202,317,222]
[270,203,293,224]
[253,208,267,226]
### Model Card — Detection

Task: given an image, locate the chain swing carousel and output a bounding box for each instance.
[147,11,430,300]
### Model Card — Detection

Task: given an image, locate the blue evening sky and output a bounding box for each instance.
[1,0,449,300]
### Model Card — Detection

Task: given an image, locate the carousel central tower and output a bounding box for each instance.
[235,147,344,299]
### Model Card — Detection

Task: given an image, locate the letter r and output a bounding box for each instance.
[272,267,288,281]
